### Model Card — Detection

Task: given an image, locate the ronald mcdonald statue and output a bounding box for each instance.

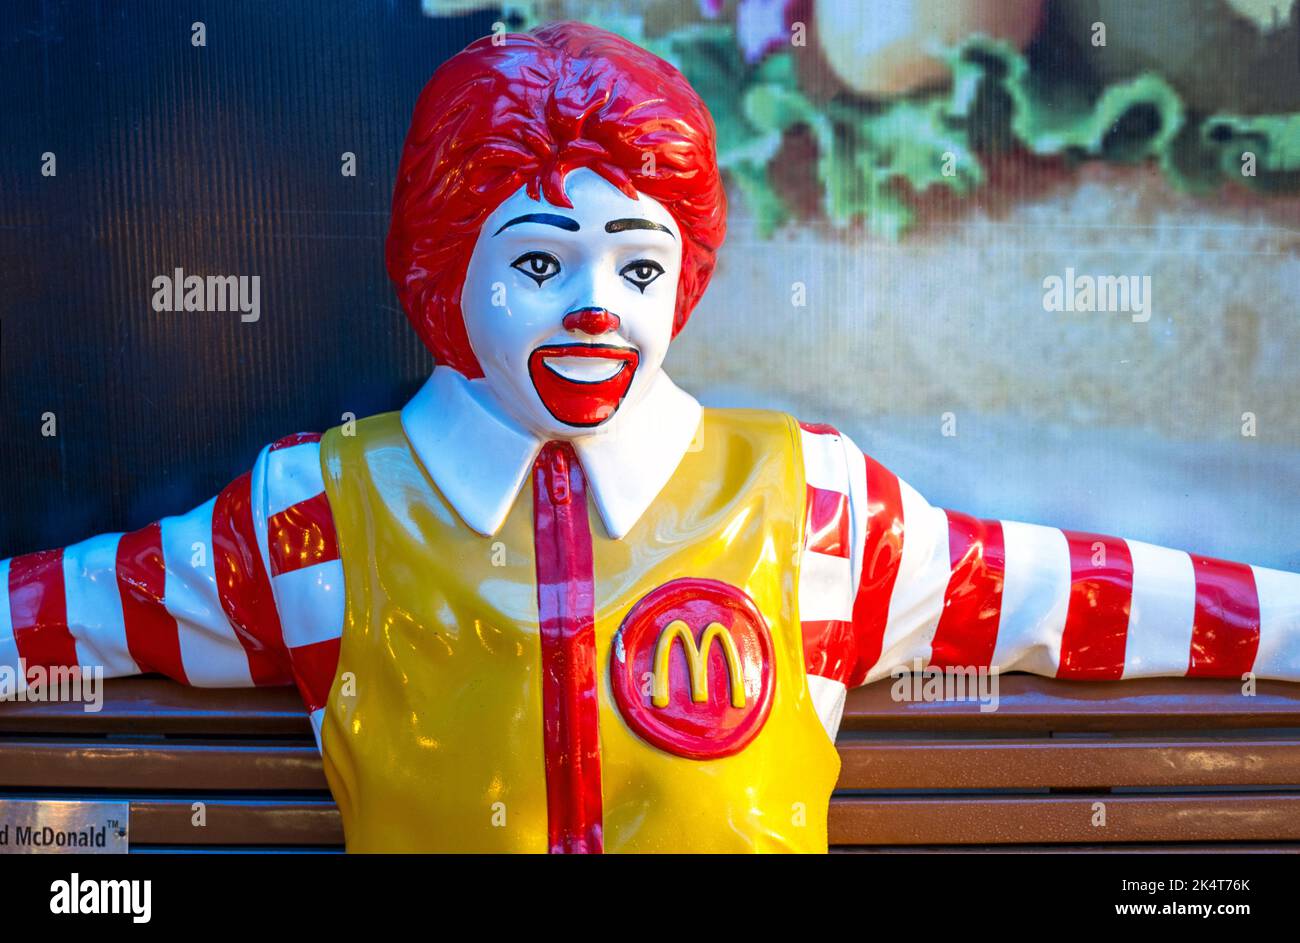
[3,22,1299,853]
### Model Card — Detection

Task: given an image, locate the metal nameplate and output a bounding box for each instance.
[0,800,129,854]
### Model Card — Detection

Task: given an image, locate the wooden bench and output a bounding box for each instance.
[2,675,1299,852]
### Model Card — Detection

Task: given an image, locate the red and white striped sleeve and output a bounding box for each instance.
[796,420,1300,735]
[0,432,344,748]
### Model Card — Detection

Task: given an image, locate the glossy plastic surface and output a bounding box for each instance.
[317,409,840,853]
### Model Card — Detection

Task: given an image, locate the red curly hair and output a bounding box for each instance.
[385,22,727,377]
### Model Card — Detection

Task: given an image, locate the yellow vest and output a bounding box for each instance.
[317,408,840,852]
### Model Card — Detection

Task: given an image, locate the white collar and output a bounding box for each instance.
[399,366,703,540]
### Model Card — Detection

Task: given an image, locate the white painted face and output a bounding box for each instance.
[461,168,683,438]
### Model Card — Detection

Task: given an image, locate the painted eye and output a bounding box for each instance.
[620,259,664,292]
[511,251,560,286]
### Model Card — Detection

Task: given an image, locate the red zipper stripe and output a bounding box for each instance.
[532,441,603,854]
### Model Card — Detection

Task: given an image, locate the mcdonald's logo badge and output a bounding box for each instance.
[611,578,774,759]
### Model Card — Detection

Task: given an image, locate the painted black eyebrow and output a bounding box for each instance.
[605,218,675,238]
[493,213,580,236]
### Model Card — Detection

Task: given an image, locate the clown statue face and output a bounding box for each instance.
[461,168,684,436]
[384,23,728,539]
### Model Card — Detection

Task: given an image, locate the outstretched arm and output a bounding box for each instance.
[0,433,343,744]
[796,421,1300,728]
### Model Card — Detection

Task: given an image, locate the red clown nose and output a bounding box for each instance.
[562,307,621,336]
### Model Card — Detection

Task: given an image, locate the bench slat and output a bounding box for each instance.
[837,738,1300,789]
[0,680,309,736]
[7,737,1300,793]
[842,676,1300,731]
[4,676,1299,734]
[833,843,1300,854]
[130,798,344,846]
[0,741,327,791]
[113,794,1300,847]
[828,793,1300,845]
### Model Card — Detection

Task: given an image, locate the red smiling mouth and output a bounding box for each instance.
[528,344,640,427]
